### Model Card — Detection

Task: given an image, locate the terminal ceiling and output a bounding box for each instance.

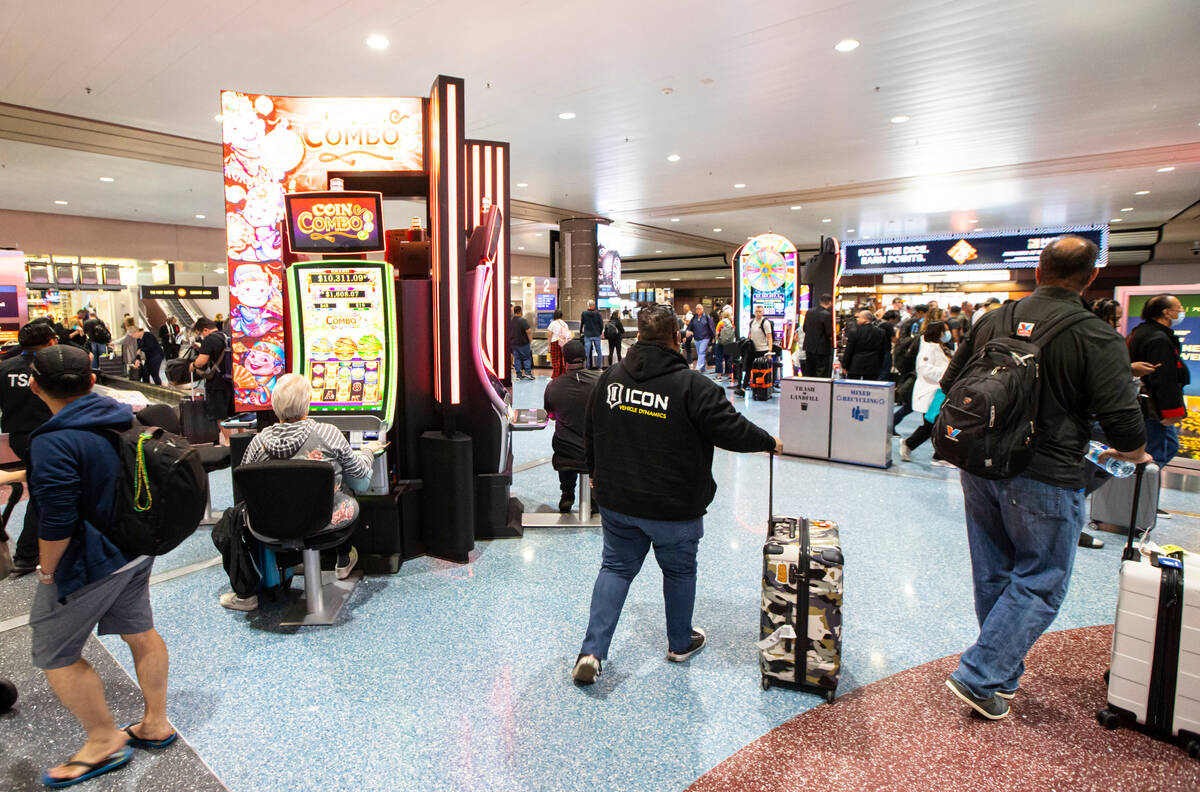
[0,0,1198,261]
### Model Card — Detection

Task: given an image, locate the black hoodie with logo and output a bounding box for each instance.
[585,341,776,521]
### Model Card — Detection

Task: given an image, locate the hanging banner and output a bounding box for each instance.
[842,225,1107,275]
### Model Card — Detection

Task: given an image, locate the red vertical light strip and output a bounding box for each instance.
[482,145,493,366]
[472,144,482,229]
[429,88,443,404]
[496,146,508,382]
[447,82,461,405]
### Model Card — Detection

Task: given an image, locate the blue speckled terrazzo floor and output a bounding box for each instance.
[7,373,1197,792]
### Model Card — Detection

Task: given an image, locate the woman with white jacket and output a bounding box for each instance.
[545,309,573,379]
[899,320,954,466]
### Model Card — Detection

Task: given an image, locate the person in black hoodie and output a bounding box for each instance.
[544,340,600,512]
[0,320,56,576]
[571,304,780,685]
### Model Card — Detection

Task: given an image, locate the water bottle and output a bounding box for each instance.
[1085,440,1136,478]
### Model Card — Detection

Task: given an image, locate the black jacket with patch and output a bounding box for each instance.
[585,341,776,520]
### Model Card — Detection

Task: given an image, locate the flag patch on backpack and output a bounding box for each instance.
[1016,321,1036,337]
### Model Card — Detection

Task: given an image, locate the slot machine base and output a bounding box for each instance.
[474,472,520,539]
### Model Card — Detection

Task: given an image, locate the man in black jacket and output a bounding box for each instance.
[544,340,600,512]
[841,310,886,380]
[938,236,1149,721]
[801,294,834,377]
[0,321,56,575]
[571,304,780,685]
[580,300,604,370]
[1128,294,1190,481]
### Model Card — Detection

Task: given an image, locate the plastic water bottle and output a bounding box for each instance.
[1086,440,1136,478]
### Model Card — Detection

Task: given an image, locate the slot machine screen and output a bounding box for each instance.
[287,260,397,421]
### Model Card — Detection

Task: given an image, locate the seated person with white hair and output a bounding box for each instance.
[218,374,384,612]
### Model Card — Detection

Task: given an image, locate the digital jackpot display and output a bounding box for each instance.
[737,233,798,339]
[286,261,397,420]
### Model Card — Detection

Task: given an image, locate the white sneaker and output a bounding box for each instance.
[930,458,955,468]
[571,654,602,686]
[899,440,912,462]
[335,547,359,580]
[219,592,259,612]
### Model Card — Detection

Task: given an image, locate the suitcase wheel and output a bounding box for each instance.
[1187,740,1200,760]
[1096,708,1121,730]
[760,676,770,691]
[1103,668,1110,685]
[823,689,836,703]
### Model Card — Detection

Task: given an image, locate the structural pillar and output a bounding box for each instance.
[558,218,598,323]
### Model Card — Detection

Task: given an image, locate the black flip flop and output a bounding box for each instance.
[42,746,133,788]
[122,723,178,749]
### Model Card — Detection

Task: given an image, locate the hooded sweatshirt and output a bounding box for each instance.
[585,341,776,520]
[29,392,134,600]
[242,418,372,492]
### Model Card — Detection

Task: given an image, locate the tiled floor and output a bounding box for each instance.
[1,372,1198,791]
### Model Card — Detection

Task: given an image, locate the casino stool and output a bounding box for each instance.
[521,473,602,529]
[137,404,230,526]
[233,460,361,626]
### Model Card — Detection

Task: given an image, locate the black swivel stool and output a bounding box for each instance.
[233,460,362,626]
[138,403,230,525]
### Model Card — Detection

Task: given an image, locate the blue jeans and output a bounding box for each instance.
[512,344,532,376]
[90,341,107,370]
[951,471,1084,698]
[1144,419,1180,469]
[710,343,724,375]
[580,508,704,659]
[584,336,603,369]
[694,338,710,370]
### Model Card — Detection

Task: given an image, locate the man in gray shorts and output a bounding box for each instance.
[27,345,175,786]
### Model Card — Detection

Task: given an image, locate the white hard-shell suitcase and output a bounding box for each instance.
[1097,464,1200,758]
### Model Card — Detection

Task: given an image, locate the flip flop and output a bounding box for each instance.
[42,745,133,788]
[121,723,178,749]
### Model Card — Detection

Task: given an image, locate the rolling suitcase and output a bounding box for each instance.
[750,356,773,401]
[758,453,844,699]
[1097,463,1200,757]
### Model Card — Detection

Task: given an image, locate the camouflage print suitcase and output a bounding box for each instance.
[758,453,844,699]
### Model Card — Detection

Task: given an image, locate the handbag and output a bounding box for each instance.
[924,388,946,423]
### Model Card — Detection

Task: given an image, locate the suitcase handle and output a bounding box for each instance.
[768,451,774,521]
[1122,462,1148,563]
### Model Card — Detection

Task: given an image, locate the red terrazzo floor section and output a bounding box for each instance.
[689,626,1200,792]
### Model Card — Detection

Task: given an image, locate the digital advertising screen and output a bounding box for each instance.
[285,260,397,422]
[596,225,622,299]
[841,225,1108,275]
[284,191,384,255]
[1117,285,1200,471]
[737,233,798,339]
[0,286,18,319]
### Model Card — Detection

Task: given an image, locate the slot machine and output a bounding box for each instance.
[735,233,800,350]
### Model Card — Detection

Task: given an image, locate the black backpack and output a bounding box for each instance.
[604,320,621,342]
[85,320,111,345]
[94,424,208,556]
[932,302,1090,480]
[894,333,920,377]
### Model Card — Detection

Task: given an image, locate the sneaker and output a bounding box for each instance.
[945,677,1010,720]
[995,687,1019,700]
[558,494,574,513]
[667,628,707,662]
[219,592,259,612]
[9,559,37,578]
[1156,508,1171,520]
[1078,532,1104,549]
[930,458,955,469]
[335,547,359,580]
[899,440,912,462]
[572,654,602,686]
[734,388,746,397]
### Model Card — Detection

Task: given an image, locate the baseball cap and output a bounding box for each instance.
[18,321,57,349]
[31,345,93,395]
[562,339,585,363]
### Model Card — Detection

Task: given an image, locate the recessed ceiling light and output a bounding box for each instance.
[968,218,978,223]
[790,205,801,210]
[712,227,722,232]
[890,115,911,124]
[214,114,223,123]
[366,34,389,50]
[733,183,746,189]
[1135,190,1150,195]
[534,233,543,237]
[670,277,681,281]
[670,218,680,222]
[1156,166,1175,172]
[213,267,226,274]
[195,214,206,219]
[516,182,528,188]
[667,154,681,162]
[834,39,860,52]
[98,177,114,183]
[1120,207,1134,212]
[558,112,576,120]
[655,250,663,254]
[54,200,68,205]
[847,228,855,232]
[821,218,831,223]
[517,246,526,250]
[1110,218,1123,223]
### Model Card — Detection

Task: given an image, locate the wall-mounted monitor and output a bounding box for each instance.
[54,265,77,286]
[284,191,385,255]
[78,264,100,286]
[101,265,122,286]
[27,264,50,285]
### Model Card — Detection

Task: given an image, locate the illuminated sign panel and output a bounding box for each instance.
[221,91,424,411]
[140,286,221,300]
[842,225,1108,275]
[284,191,384,254]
